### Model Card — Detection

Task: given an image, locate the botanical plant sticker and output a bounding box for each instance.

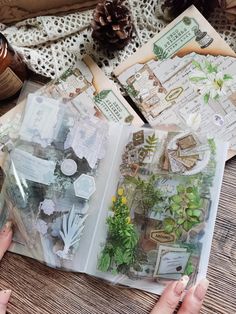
[189,60,234,103]
[56,206,87,260]
[163,185,204,240]
[153,45,168,60]
[98,188,138,274]
[185,112,202,131]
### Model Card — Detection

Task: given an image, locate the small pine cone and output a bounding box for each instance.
[156,0,219,22]
[91,0,134,51]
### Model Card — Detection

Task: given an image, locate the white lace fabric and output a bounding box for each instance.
[1,1,236,79]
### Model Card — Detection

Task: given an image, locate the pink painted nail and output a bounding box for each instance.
[174,275,189,296]
[0,221,13,236]
[0,290,12,305]
[194,278,209,301]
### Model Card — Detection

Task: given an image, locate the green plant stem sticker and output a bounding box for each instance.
[153,17,199,60]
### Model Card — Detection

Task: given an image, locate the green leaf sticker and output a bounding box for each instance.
[98,253,111,272]
[153,45,168,60]
[204,93,210,104]
[223,74,233,80]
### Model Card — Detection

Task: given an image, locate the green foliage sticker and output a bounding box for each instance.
[98,188,138,274]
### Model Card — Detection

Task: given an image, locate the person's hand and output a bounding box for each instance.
[0,221,13,314]
[151,276,209,314]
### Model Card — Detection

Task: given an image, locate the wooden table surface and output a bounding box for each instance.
[0,97,236,314]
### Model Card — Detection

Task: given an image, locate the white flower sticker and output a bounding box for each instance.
[39,199,56,215]
[190,60,235,103]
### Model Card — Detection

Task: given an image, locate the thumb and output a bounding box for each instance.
[0,290,11,314]
[0,221,13,260]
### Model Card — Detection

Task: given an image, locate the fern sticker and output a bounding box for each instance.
[143,133,158,154]
[153,45,168,60]
[94,90,111,102]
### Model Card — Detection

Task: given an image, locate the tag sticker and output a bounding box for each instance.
[150,230,175,243]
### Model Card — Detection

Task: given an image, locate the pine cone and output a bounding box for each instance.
[91,0,133,51]
[157,0,219,22]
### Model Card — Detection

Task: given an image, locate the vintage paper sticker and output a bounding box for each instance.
[153,17,201,60]
[10,148,56,185]
[64,116,108,169]
[154,245,190,277]
[20,94,61,147]
[74,174,96,200]
[60,159,77,176]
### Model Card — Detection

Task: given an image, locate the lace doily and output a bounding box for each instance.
[1,1,236,79]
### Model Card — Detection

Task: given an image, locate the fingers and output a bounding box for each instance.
[150,276,189,314]
[178,278,209,314]
[0,221,13,260]
[0,290,11,314]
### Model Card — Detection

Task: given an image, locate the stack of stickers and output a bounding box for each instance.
[161,134,201,173]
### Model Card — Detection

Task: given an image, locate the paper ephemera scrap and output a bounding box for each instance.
[39,56,143,126]
[114,6,236,158]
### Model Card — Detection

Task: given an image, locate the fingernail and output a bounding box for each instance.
[0,221,13,236]
[0,290,12,304]
[174,275,189,296]
[194,278,209,301]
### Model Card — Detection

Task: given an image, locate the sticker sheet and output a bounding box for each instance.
[0,93,108,267]
[95,127,227,293]
[114,6,236,158]
[116,53,236,151]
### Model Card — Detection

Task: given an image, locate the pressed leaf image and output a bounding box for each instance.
[94,90,111,102]
[125,84,139,98]
[162,185,204,239]
[143,133,158,155]
[153,45,168,60]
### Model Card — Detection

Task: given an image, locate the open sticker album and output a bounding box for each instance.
[0,6,233,295]
[0,91,227,294]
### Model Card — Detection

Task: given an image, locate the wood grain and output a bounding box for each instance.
[1,99,236,314]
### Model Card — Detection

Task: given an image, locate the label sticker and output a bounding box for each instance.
[94,90,133,123]
[150,230,175,243]
[153,17,200,60]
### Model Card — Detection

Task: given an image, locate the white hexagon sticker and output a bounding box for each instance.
[74,174,96,200]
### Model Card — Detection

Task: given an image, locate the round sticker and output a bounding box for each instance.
[61,159,77,176]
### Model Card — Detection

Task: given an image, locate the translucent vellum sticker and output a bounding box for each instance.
[0,92,109,269]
